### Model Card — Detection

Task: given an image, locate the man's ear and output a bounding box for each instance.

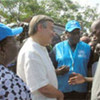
[66,33,70,38]
[37,23,43,32]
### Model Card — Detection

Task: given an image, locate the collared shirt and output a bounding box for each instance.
[50,40,91,93]
[0,65,32,100]
[17,37,58,100]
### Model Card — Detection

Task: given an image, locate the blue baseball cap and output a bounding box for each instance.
[0,23,23,41]
[65,20,81,32]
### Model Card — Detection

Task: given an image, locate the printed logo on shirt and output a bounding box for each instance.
[78,50,86,58]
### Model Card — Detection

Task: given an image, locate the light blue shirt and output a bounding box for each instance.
[55,40,91,93]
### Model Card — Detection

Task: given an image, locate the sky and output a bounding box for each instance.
[38,0,100,13]
[71,0,100,13]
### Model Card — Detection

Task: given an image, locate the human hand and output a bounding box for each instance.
[57,91,64,100]
[57,97,64,100]
[68,72,85,85]
[56,66,69,75]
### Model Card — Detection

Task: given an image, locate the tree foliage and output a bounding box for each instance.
[39,0,99,33]
[0,0,45,23]
[0,0,100,33]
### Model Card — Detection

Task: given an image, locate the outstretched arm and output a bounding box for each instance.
[68,73,93,85]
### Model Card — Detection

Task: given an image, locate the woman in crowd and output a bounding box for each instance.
[0,23,32,100]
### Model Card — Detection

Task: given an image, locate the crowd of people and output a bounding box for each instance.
[0,14,100,100]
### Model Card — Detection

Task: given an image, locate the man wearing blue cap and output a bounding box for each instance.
[50,20,91,100]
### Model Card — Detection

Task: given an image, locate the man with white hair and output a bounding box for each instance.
[17,15,64,100]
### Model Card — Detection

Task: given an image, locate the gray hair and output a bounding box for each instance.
[28,15,54,36]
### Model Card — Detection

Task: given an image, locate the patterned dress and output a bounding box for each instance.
[0,65,32,100]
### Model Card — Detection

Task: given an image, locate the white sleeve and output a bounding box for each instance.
[91,58,100,100]
[24,53,49,93]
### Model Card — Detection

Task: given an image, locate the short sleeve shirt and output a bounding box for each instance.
[0,65,32,100]
[17,38,58,100]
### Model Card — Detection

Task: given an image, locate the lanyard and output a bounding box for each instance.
[69,49,74,71]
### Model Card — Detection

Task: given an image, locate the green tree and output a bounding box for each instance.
[40,0,80,24]
[0,0,99,33]
[0,0,45,23]
[39,0,99,33]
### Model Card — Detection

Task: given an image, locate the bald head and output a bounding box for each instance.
[91,18,100,43]
[80,36,91,43]
[91,19,100,31]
